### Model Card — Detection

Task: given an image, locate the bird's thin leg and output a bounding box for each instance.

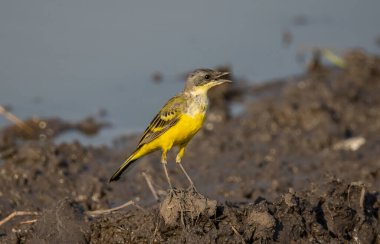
[161,151,173,190]
[178,163,197,191]
[176,146,198,192]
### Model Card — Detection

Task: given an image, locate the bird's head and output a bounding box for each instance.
[184,69,231,93]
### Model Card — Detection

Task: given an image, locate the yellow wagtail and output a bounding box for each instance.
[109,69,231,189]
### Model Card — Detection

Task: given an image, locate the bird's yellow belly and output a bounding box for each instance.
[145,113,205,152]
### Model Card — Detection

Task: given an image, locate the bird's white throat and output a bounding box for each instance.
[184,90,209,117]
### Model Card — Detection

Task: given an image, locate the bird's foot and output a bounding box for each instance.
[167,187,179,203]
[187,184,199,195]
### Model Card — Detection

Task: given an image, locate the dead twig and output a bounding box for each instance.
[0,105,34,135]
[86,200,134,216]
[19,219,38,225]
[151,220,159,244]
[142,172,159,201]
[230,224,245,243]
[359,186,366,209]
[132,202,147,213]
[348,182,366,210]
[0,211,39,227]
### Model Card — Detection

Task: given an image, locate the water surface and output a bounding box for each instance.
[0,0,379,144]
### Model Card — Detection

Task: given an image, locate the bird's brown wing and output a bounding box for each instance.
[137,94,186,147]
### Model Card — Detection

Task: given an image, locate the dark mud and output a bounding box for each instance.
[1,49,380,243]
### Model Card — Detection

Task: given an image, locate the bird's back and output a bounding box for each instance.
[139,91,207,151]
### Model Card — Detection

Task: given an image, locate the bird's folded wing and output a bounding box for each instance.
[137,95,185,147]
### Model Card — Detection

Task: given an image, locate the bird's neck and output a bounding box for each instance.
[187,86,209,96]
[188,88,209,105]
[183,89,209,116]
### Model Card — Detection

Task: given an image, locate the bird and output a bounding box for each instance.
[109,69,231,190]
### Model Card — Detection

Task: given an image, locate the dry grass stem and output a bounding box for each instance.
[0,105,34,135]
[19,219,38,225]
[142,172,159,201]
[0,211,39,227]
[86,200,134,216]
[230,224,245,243]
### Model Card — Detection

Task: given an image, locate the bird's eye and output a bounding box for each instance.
[204,75,210,80]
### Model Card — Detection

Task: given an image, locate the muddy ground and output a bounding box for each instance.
[0,49,380,243]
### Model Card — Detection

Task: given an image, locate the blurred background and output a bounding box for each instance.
[1,0,379,144]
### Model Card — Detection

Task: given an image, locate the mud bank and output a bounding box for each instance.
[1,50,379,243]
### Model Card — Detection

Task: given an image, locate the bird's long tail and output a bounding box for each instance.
[109,150,140,182]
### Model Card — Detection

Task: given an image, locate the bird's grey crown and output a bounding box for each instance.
[188,68,214,77]
[184,68,218,91]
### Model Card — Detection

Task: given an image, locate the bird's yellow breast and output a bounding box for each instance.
[144,113,205,152]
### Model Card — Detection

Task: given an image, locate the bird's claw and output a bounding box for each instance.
[187,184,199,194]
[167,187,179,203]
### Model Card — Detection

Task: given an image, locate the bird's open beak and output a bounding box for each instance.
[213,72,231,85]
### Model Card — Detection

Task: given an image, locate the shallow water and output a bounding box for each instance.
[1,0,379,144]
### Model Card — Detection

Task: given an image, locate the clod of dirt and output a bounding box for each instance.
[247,210,277,242]
[159,189,217,227]
[244,201,278,242]
[247,210,276,229]
[283,192,298,208]
[29,198,89,244]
